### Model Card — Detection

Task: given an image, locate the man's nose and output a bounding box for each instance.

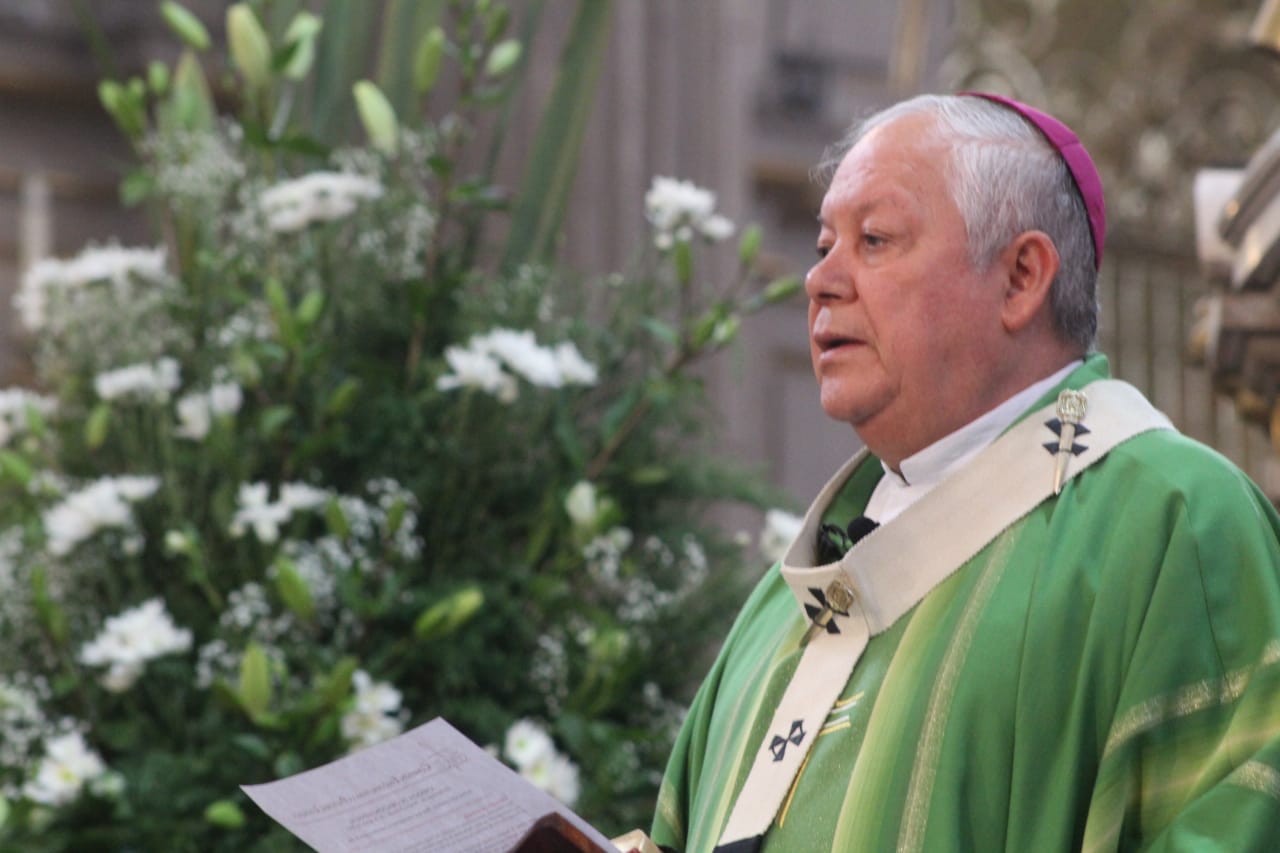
[805,254,853,304]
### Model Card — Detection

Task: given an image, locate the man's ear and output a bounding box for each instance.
[999,230,1060,334]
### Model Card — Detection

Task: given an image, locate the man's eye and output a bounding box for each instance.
[815,245,831,259]
[862,233,886,248]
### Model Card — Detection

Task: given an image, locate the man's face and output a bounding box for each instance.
[806,113,1010,466]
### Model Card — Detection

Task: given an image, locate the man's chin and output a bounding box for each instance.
[817,386,888,428]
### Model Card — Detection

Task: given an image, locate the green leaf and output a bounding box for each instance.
[160,1,211,51]
[259,405,294,438]
[210,679,243,713]
[738,223,762,268]
[273,752,305,778]
[413,26,447,94]
[204,800,245,829]
[673,239,693,285]
[316,657,358,707]
[640,317,680,347]
[553,411,585,467]
[296,290,325,328]
[644,377,677,408]
[85,402,112,450]
[628,465,671,485]
[264,278,298,348]
[238,643,273,719]
[120,170,154,206]
[353,80,399,155]
[501,0,614,272]
[231,351,263,387]
[426,154,453,179]
[484,39,522,78]
[485,4,511,44]
[22,401,47,439]
[274,557,316,622]
[414,586,485,640]
[324,378,361,416]
[601,385,641,441]
[384,498,407,539]
[239,125,330,157]
[231,733,271,760]
[689,307,722,350]
[31,567,68,646]
[0,451,33,486]
[449,181,508,209]
[324,496,351,539]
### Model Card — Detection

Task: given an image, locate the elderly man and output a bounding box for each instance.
[650,93,1280,852]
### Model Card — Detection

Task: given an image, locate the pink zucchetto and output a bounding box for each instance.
[961,92,1106,270]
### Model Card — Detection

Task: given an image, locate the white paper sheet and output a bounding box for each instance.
[241,717,614,852]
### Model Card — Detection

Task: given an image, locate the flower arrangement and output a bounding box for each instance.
[0,2,799,848]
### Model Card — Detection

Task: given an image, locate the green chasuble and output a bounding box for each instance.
[652,355,1280,852]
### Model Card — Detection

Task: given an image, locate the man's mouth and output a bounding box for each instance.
[814,331,863,352]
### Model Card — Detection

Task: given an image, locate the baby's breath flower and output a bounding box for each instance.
[340,671,405,752]
[437,328,597,400]
[78,598,192,692]
[16,245,167,332]
[0,388,56,448]
[22,731,108,807]
[94,358,180,403]
[644,176,736,249]
[259,171,384,233]
[42,476,159,556]
[502,719,580,806]
[436,346,518,403]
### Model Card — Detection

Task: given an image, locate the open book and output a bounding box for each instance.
[241,717,659,853]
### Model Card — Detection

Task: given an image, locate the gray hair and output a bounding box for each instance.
[820,94,1098,352]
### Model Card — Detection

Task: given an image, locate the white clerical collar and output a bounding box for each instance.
[865,360,1082,524]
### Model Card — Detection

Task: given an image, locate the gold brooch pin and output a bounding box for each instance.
[801,578,856,646]
[1052,389,1088,495]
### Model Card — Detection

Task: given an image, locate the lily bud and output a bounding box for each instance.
[147,61,170,95]
[414,586,484,640]
[282,11,323,80]
[238,642,273,718]
[98,80,146,139]
[170,51,216,130]
[204,800,246,829]
[227,4,272,92]
[484,39,522,78]
[413,26,447,94]
[763,275,802,304]
[353,80,399,155]
[160,1,211,52]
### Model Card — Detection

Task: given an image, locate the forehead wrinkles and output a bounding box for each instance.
[822,133,949,227]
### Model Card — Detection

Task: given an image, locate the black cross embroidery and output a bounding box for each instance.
[804,586,849,636]
[770,719,806,762]
[1042,417,1090,456]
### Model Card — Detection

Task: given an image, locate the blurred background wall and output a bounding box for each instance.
[4,0,1280,512]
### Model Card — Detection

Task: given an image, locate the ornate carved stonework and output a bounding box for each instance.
[943,0,1280,245]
